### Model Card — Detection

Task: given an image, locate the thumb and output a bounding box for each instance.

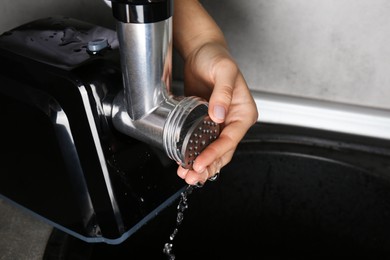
[208,60,237,123]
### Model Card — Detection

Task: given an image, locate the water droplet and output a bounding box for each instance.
[163,243,175,260]
[170,228,178,240]
[163,185,197,259]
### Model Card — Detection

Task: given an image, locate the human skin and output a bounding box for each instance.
[173,0,258,185]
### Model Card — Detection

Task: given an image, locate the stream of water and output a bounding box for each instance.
[163,184,196,260]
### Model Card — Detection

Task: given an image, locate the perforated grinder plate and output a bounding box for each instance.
[181,116,220,169]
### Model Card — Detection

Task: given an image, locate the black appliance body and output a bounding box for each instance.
[0,16,184,245]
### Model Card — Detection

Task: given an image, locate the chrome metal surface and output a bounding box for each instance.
[163,97,220,169]
[180,116,219,168]
[113,16,220,168]
[116,18,172,120]
[112,91,178,148]
[112,93,220,169]
[253,91,390,140]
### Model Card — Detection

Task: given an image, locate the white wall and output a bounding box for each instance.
[200,0,390,110]
[2,0,389,111]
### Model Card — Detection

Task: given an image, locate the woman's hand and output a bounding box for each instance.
[173,0,258,185]
[177,42,258,185]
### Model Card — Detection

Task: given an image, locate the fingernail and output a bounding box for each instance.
[194,182,204,188]
[214,105,225,121]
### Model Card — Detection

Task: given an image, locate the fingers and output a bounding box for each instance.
[208,58,237,123]
[192,131,235,172]
[176,43,258,186]
[177,155,229,186]
[177,166,208,186]
[179,132,236,184]
[177,71,258,186]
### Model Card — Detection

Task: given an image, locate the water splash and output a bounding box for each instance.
[163,184,195,259]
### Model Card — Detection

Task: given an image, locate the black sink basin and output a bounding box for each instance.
[43,122,390,259]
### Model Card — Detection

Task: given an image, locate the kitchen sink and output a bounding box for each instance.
[43,122,390,259]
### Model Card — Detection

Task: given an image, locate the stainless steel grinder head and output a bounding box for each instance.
[181,115,219,168]
[163,97,220,169]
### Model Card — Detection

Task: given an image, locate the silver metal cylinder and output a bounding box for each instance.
[116,18,172,120]
[112,92,178,148]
